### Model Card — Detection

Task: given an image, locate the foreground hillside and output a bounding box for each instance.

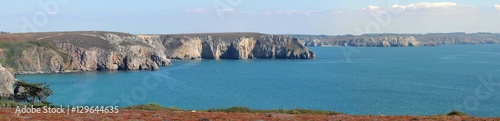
[296,32,500,47]
[0,108,498,121]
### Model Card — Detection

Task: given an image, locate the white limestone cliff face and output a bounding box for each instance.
[153,33,316,60]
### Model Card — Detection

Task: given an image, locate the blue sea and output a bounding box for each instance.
[18,45,500,117]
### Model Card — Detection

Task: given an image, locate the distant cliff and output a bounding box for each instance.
[140,33,316,60]
[296,32,500,47]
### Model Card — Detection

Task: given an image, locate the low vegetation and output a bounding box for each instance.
[121,102,182,111]
[122,104,342,115]
[122,104,475,117]
[207,107,343,115]
[446,110,469,116]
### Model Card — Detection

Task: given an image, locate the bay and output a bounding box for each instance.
[18,45,500,117]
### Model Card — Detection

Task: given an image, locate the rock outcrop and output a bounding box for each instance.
[0,63,15,97]
[146,33,316,60]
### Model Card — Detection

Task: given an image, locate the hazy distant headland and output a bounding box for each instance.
[293,32,500,47]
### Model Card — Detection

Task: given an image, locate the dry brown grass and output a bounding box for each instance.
[161,32,264,41]
[0,108,498,121]
[0,31,137,50]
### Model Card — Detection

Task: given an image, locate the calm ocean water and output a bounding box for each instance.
[18,45,500,117]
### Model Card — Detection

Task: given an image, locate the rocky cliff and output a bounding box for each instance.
[0,31,172,74]
[141,33,316,60]
[0,32,315,74]
[0,63,15,97]
[298,32,500,47]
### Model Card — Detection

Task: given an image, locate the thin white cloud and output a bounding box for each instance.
[47,12,58,15]
[364,2,479,16]
[393,2,476,11]
[274,10,323,16]
[367,5,380,11]
[332,11,344,15]
[262,11,273,16]
[364,5,386,15]
[183,8,207,13]
[183,7,325,16]
[495,4,500,10]
[392,2,458,10]
[240,11,257,15]
[216,8,235,13]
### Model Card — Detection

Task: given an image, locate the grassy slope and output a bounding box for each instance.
[0,41,68,71]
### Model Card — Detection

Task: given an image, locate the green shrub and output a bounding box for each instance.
[0,99,23,108]
[208,107,253,113]
[447,110,468,116]
[121,102,182,111]
[13,80,53,104]
[0,98,52,108]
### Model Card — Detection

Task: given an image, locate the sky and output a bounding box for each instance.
[1,0,500,35]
